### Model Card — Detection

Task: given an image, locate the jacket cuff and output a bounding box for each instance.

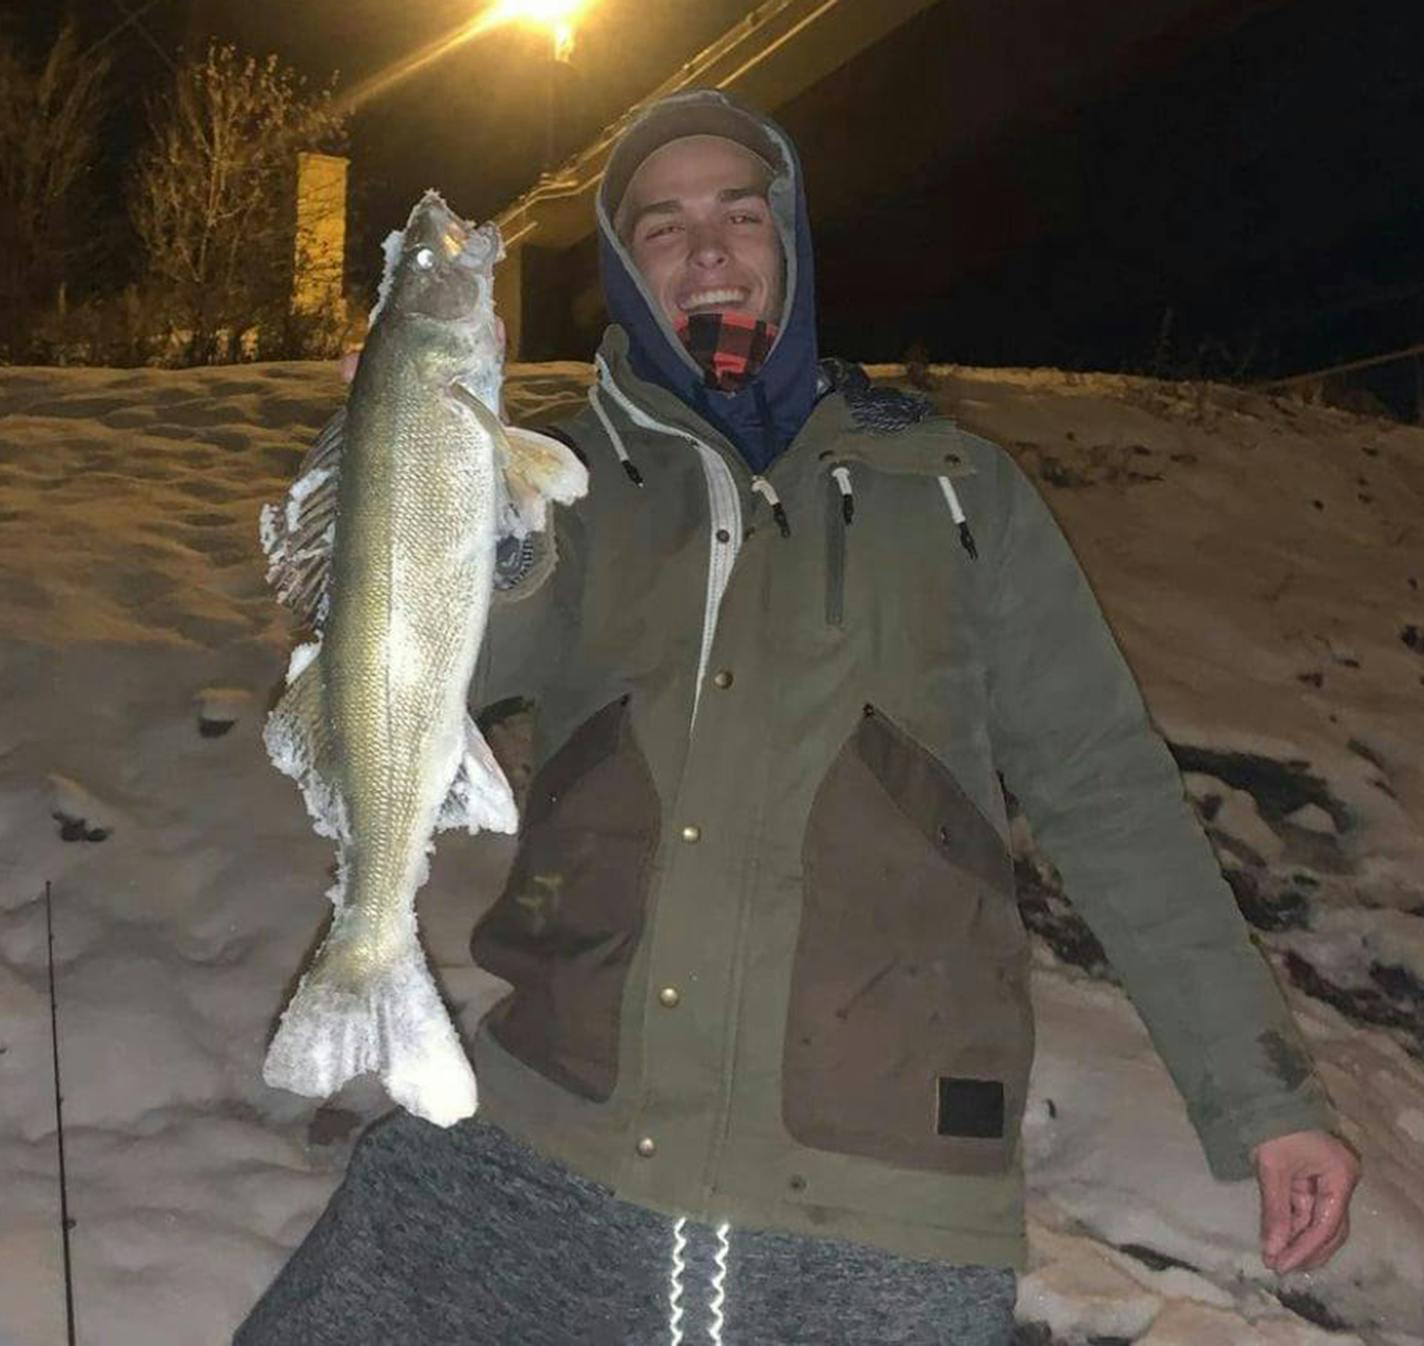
[1192,1085,1340,1181]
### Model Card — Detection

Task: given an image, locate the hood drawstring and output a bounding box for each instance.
[830,464,854,525]
[751,475,791,537]
[589,382,645,487]
[938,476,978,560]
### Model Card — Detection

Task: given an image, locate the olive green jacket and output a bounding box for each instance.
[468,327,1333,1268]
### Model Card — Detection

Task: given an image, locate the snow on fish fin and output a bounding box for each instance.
[436,713,519,835]
[449,381,589,538]
[259,407,345,629]
[262,641,345,842]
[262,936,478,1127]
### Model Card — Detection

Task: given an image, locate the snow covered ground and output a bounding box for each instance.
[0,359,1420,1345]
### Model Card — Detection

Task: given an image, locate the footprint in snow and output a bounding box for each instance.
[47,773,118,843]
[195,686,254,738]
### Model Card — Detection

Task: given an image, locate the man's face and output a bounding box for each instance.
[620,135,785,328]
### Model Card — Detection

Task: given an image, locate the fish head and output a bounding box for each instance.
[372,191,505,391]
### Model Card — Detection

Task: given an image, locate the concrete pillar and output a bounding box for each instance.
[292,152,349,339]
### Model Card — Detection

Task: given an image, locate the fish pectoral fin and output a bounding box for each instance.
[500,424,589,508]
[436,713,519,835]
[262,935,478,1127]
[449,380,589,537]
[262,643,345,840]
[259,406,345,629]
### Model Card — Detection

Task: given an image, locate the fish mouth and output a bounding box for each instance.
[404,191,502,273]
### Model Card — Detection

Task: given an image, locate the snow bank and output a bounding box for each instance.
[0,359,1419,1344]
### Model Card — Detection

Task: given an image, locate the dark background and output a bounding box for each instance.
[5,0,1423,382]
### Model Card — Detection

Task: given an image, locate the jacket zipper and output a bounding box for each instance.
[825,472,845,627]
[592,362,743,730]
[824,465,854,627]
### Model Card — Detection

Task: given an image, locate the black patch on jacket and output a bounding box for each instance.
[936,1077,1005,1138]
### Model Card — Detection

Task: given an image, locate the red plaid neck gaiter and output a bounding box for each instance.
[674,311,779,392]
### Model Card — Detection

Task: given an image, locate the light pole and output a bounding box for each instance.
[489,0,590,172]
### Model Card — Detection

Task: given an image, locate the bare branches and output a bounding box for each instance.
[0,25,110,330]
[129,43,346,364]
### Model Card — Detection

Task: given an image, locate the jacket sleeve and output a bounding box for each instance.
[470,422,591,715]
[981,447,1336,1179]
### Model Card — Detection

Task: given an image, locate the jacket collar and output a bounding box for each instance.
[593,326,976,483]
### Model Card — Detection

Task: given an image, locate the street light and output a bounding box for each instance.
[489,0,591,62]
[333,0,594,118]
[488,0,594,169]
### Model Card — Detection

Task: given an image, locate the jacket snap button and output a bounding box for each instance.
[713,669,734,689]
[715,528,731,543]
[681,824,702,843]
[658,986,681,1008]
[636,1136,657,1157]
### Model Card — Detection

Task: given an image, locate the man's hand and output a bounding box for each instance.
[1252,1130,1360,1273]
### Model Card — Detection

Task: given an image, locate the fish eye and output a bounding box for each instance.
[415,247,435,270]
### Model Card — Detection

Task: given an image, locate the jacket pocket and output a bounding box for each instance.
[783,705,1031,1174]
[471,696,660,1101]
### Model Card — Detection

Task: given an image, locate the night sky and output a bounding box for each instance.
[6,0,1423,383]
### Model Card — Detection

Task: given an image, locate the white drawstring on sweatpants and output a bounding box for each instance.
[667,1218,733,1344]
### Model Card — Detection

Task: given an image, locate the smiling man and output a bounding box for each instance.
[237,90,1357,1346]
[617,133,784,392]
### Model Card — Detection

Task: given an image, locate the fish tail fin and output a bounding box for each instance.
[262,935,478,1127]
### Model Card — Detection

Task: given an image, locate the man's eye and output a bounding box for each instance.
[729,211,765,226]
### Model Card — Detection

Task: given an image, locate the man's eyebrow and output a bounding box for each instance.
[626,185,769,235]
[626,199,681,234]
[717,185,767,204]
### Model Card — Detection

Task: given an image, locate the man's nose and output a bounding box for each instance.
[687,221,729,267]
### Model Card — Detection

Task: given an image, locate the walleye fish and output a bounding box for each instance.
[258,191,586,1125]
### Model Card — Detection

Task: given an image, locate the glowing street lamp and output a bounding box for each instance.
[333,0,595,118]
[489,0,591,62]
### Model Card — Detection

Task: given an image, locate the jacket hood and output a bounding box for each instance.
[596,89,819,471]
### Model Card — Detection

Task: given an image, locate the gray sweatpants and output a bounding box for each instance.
[234,1113,1016,1345]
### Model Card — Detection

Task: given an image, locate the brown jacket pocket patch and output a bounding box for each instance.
[783,706,1031,1174]
[472,696,660,1100]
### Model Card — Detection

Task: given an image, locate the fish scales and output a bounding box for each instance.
[325,354,498,963]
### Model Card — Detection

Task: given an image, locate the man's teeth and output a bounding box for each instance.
[681,289,748,310]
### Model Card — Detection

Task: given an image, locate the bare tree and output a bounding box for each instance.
[130,43,344,364]
[0,25,110,353]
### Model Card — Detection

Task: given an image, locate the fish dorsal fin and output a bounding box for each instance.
[450,381,589,538]
[259,407,345,628]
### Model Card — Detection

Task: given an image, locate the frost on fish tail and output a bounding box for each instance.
[263,932,478,1127]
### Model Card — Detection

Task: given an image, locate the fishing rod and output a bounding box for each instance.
[45,880,78,1346]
